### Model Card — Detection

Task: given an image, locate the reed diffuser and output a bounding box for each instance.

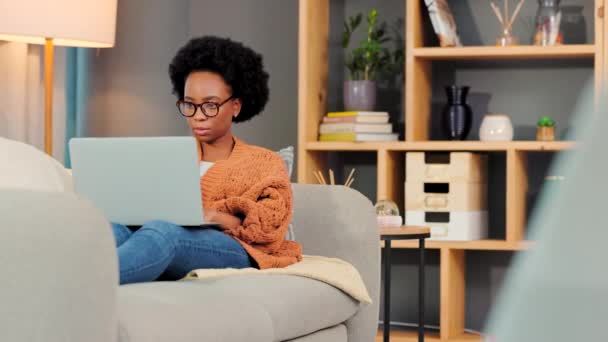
[490,0,526,46]
[313,168,356,188]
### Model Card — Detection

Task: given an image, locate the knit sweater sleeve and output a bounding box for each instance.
[211,154,293,245]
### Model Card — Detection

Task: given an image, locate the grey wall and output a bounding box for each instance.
[188,0,298,152]
[87,0,191,137]
[88,0,299,154]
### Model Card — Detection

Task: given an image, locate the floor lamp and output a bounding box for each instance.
[0,0,117,156]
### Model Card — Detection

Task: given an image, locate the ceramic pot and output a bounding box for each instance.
[479,114,514,141]
[537,126,556,141]
[344,80,376,111]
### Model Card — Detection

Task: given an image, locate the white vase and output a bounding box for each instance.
[479,114,514,141]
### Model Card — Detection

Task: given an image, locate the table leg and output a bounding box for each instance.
[419,238,425,342]
[383,239,391,342]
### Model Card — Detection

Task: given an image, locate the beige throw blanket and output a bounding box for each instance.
[184,255,372,304]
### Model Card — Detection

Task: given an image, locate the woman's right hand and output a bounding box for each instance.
[204,209,242,231]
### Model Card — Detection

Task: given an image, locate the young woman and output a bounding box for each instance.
[111,36,302,284]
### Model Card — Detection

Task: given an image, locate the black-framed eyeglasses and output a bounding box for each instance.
[176,96,234,118]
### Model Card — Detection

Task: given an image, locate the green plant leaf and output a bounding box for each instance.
[367,9,378,25]
[343,9,404,81]
[537,116,556,127]
[350,14,362,30]
[342,31,350,48]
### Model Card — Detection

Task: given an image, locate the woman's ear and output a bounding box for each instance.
[232,98,242,118]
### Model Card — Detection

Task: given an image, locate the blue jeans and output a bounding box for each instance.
[111,220,252,284]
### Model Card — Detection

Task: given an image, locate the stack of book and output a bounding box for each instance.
[318,111,398,142]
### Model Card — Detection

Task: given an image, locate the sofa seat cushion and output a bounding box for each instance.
[117,274,359,342]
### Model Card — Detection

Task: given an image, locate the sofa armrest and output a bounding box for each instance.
[291,184,380,342]
[0,189,118,342]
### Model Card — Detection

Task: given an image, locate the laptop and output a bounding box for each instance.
[69,136,215,227]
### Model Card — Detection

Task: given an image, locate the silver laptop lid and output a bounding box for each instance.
[69,136,204,226]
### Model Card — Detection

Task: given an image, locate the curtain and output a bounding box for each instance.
[64,47,92,167]
[0,41,67,163]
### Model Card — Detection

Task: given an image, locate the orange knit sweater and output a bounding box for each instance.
[199,138,302,269]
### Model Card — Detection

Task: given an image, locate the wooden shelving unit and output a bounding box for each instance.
[375,329,481,342]
[380,239,533,251]
[305,140,576,152]
[412,44,597,60]
[298,0,605,340]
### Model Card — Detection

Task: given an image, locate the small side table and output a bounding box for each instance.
[380,226,431,342]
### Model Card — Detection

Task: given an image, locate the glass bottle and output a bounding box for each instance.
[533,0,563,46]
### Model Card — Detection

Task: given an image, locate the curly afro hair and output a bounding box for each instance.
[169,36,269,123]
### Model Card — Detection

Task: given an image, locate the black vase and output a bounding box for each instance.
[442,85,473,140]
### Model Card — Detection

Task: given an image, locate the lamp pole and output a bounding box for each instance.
[44,37,54,155]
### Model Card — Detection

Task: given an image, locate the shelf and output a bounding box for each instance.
[376,330,441,342]
[413,45,596,60]
[380,239,533,251]
[514,141,576,151]
[306,141,575,152]
[306,141,387,151]
[375,329,481,341]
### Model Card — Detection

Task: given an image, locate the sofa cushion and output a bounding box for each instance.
[286,324,347,342]
[117,281,273,342]
[277,146,296,241]
[117,275,359,342]
[0,137,74,192]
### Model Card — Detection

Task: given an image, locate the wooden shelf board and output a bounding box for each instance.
[380,239,533,251]
[376,329,441,342]
[514,141,576,151]
[306,141,575,152]
[306,141,386,151]
[413,45,596,60]
[450,333,484,342]
[375,329,482,341]
[380,226,430,236]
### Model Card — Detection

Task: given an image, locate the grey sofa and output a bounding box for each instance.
[0,184,380,342]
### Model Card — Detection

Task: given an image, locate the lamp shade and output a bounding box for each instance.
[0,0,117,47]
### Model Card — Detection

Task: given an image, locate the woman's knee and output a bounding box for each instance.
[139,220,185,241]
[111,223,132,247]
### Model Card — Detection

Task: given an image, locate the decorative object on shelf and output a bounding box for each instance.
[375,199,403,228]
[537,116,556,141]
[343,81,376,111]
[533,0,563,46]
[561,5,585,44]
[318,111,398,142]
[442,85,473,140]
[313,168,356,188]
[342,9,403,111]
[405,152,488,240]
[479,114,514,141]
[424,0,462,47]
[490,0,526,46]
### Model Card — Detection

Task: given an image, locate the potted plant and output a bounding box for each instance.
[537,116,556,141]
[342,9,402,111]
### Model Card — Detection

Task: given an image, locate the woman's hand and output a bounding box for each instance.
[204,209,242,230]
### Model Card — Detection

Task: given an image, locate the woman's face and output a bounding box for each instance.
[183,71,241,144]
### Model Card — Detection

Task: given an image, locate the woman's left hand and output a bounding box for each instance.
[204,209,242,230]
